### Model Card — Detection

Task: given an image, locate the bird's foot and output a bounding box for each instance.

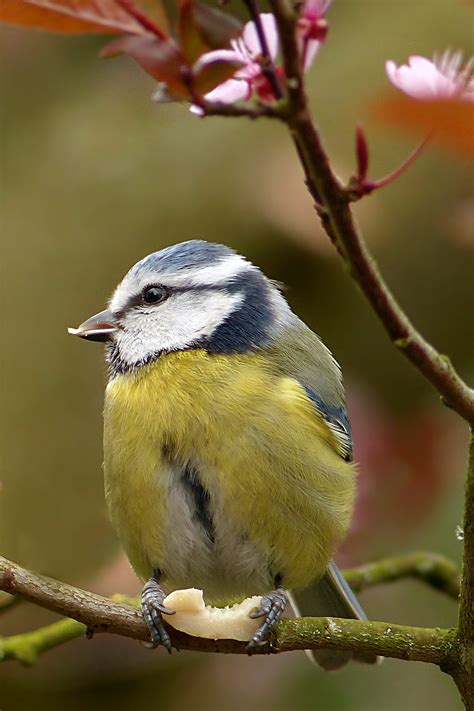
[141,574,176,652]
[246,584,287,654]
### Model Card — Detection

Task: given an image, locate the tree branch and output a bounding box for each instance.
[0,591,20,614]
[268,0,474,424]
[197,100,284,120]
[0,554,458,668]
[459,428,474,641]
[1,618,86,665]
[344,552,460,601]
[454,427,474,706]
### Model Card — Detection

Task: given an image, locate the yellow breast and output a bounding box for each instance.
[103,350,356,594]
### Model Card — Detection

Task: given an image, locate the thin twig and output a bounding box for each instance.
[198,100,284,120]
[0,591,21,614]
[347,136,431,200]
[343,552,460,600]
[0,618,86,665]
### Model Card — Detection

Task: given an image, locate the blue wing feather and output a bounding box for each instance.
[302,385,353,462]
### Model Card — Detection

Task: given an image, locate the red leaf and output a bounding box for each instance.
[192,1,242,49]
[101,35,189,96]
[194,57,243,94]
[372,94,474,158]
[178,0,208,64]
[115,0,168,38]
[178,0,242,64]
[0,0,166,35]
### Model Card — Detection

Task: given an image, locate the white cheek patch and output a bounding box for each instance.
[115,290,244,367]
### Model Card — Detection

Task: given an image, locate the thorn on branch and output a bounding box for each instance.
[355,124,369,184]
[347,127,430,200]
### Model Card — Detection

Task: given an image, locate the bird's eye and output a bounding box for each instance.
[142,285,169,305]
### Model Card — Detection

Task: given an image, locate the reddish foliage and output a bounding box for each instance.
[0,0,157,35]
[101,35,187,95]
[0,0,243,100]
[178,0,242,64]
[107,1,242,99]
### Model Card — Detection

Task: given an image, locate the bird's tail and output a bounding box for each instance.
[288,560,381,671]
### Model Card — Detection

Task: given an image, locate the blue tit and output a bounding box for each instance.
[70,240,377,669]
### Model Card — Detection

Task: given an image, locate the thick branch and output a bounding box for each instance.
[459,428,474,641]
[455,427,474,707]
[268,0,474,424]
[0,555,456,667]
[344,552,460,601]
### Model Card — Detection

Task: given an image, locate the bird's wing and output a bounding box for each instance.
[267,325,379,668]
[266,321,353,461]
[302,386,353,462]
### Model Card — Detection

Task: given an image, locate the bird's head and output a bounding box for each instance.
[69,240,295,374]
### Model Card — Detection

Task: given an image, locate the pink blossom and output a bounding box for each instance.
[297,0,333,70]
[191,14,280,114]
[386,51,474,102]
[191,11,322,114]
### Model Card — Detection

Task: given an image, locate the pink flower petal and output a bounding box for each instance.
[203,77,251,104]
[242,13,279,60]
[386,53,473,101]
[304,39,321,70]
[194,49,244,72]
[235,62,261,81]
[190,104,205,116]
[190,12,284,115]
[303,0,333,18]
[386,58,436,99]
[408,56,447,95]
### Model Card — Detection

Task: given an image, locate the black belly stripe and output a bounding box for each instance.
[180,463,215,544]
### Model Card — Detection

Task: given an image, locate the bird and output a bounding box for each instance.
[69,239,377,669]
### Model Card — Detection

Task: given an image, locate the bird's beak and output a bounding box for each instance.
[68,308,118,342]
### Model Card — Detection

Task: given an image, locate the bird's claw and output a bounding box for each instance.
[141,576,176,652]
[246,587,287,654]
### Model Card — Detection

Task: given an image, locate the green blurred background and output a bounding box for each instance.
[1,0,472,708]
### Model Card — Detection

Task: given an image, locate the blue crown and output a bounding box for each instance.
[132,240,237,276]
